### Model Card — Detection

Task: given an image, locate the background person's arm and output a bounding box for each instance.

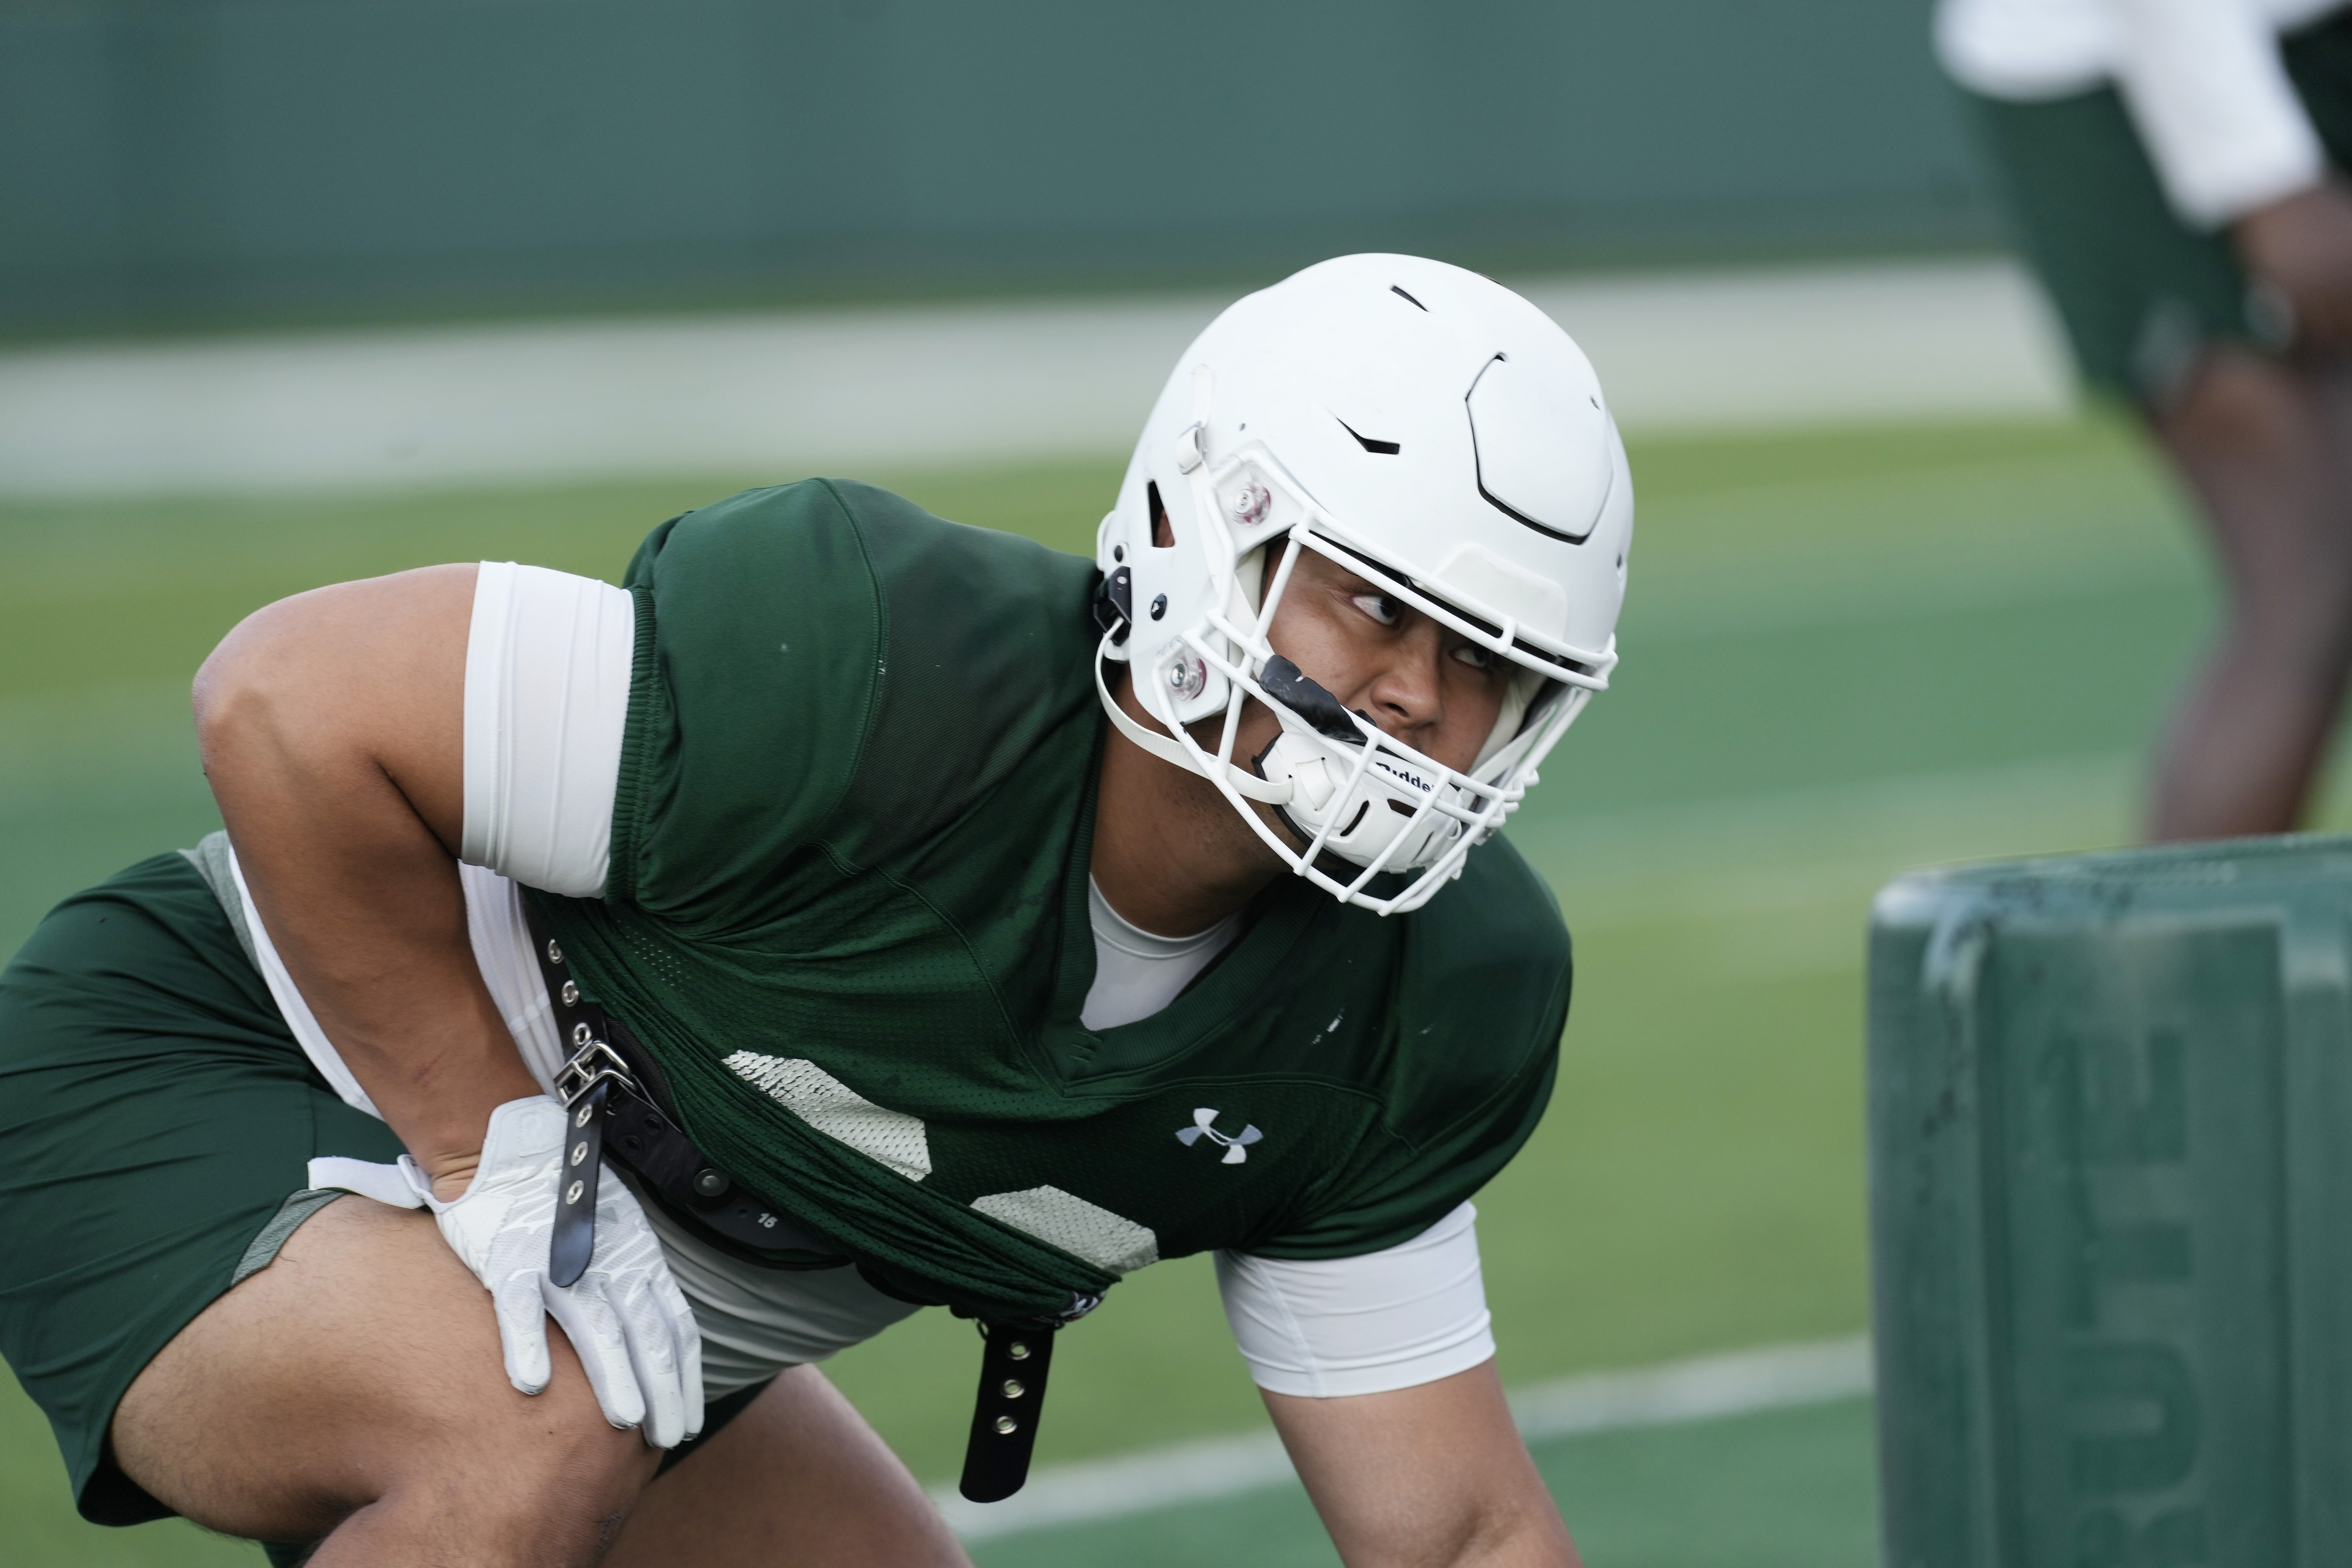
[2110,0,2324,229]
[2235,180,2352,349]
[194,562,536,1199]
[2095,0,2352,348]
[1267,1362,1579,1568]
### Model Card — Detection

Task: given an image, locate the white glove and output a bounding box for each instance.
[317,1096,704,1447]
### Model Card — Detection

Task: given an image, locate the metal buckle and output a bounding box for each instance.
[555,1036,639,1109]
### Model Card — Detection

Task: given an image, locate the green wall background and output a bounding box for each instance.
[2,0,1988,337]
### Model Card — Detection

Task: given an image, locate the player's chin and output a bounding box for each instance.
[1249,797,1315,859]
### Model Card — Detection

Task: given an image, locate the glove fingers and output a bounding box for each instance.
[493,1271,553,1396]
[544,1279,647,1433]
[677,1306,706,1442]
[614,1276,688,1449]
[657,1271,706,1442]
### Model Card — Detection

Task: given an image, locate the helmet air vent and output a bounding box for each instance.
[1147,481,1174,549]
[1336,417,1401,456]
[1389,284,1428,312]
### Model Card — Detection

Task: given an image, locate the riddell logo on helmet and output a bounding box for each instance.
[1369,756,1437,797]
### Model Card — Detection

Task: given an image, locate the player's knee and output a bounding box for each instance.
[2233,565,2352,668]
[500,1441,655,1565]
[372,1413,658,1567]
[2171,346,2308,447]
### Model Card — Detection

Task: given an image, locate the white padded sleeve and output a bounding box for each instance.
[462,561,635,897]
[1215,1202,1495,1398]
[2112,0,2326,227]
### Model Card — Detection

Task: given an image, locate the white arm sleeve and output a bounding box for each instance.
[461,561,636,897]
[1215,1201,1496,1398]
[2112,0,2326,227]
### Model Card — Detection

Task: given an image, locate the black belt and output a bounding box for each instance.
[524,905,1059,1501]
[531,924,839,1271]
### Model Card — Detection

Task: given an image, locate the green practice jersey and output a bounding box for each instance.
[536,480,1573,1324]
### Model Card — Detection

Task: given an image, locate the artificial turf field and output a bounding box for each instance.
[0,411,2301,1564]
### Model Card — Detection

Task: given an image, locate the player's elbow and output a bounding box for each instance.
[195,565,475,845]
[195,566,472,784]
[196,598,300,764]
[194,588,347,777]
[1450,1491,1581,1568]
[1398,1462,1580,1568]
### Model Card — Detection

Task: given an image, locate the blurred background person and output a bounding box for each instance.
[1941,0,2352,841]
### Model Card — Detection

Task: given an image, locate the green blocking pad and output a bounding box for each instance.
[1868,837,2352,1568]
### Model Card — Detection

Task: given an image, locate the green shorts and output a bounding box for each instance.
[1964,7,2352,402]
[0,852,402,1528]
[0,852,763,1547]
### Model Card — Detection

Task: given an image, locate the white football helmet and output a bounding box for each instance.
[1094,253,1633,915]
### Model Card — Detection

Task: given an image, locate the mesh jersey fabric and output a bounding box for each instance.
[533,480,1572,1324]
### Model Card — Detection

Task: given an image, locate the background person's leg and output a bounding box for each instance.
[112,1195,660,1568]
[609,1363,970,1567]
[2146,347,2352,839]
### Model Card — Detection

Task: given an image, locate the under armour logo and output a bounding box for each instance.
[1176,1107,1262,1165]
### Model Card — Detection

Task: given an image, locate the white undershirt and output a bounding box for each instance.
[1937,0,2343,226]
[1081,878,1240,1030]
[233,561,1497,1400]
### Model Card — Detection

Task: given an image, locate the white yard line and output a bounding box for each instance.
[931,1336,1870,1543]
[1507,1336,1872,1442]
[0,258,2072,498]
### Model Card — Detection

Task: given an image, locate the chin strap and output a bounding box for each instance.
[1094,638,1292,805]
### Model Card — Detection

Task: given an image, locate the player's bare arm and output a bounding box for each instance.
[2235,176,2352,349]
[1270,1364,1579,1568]
[193,563,528,1196]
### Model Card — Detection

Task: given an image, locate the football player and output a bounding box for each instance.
[0,254,1631,1567]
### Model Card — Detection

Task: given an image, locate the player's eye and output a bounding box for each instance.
[1351,592,1404,627]
[1452,643,1496,671]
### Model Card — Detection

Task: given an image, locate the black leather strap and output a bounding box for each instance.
[527,910,843,1268]
[548,1075,611,1287]
[959,1322,1059,1503]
